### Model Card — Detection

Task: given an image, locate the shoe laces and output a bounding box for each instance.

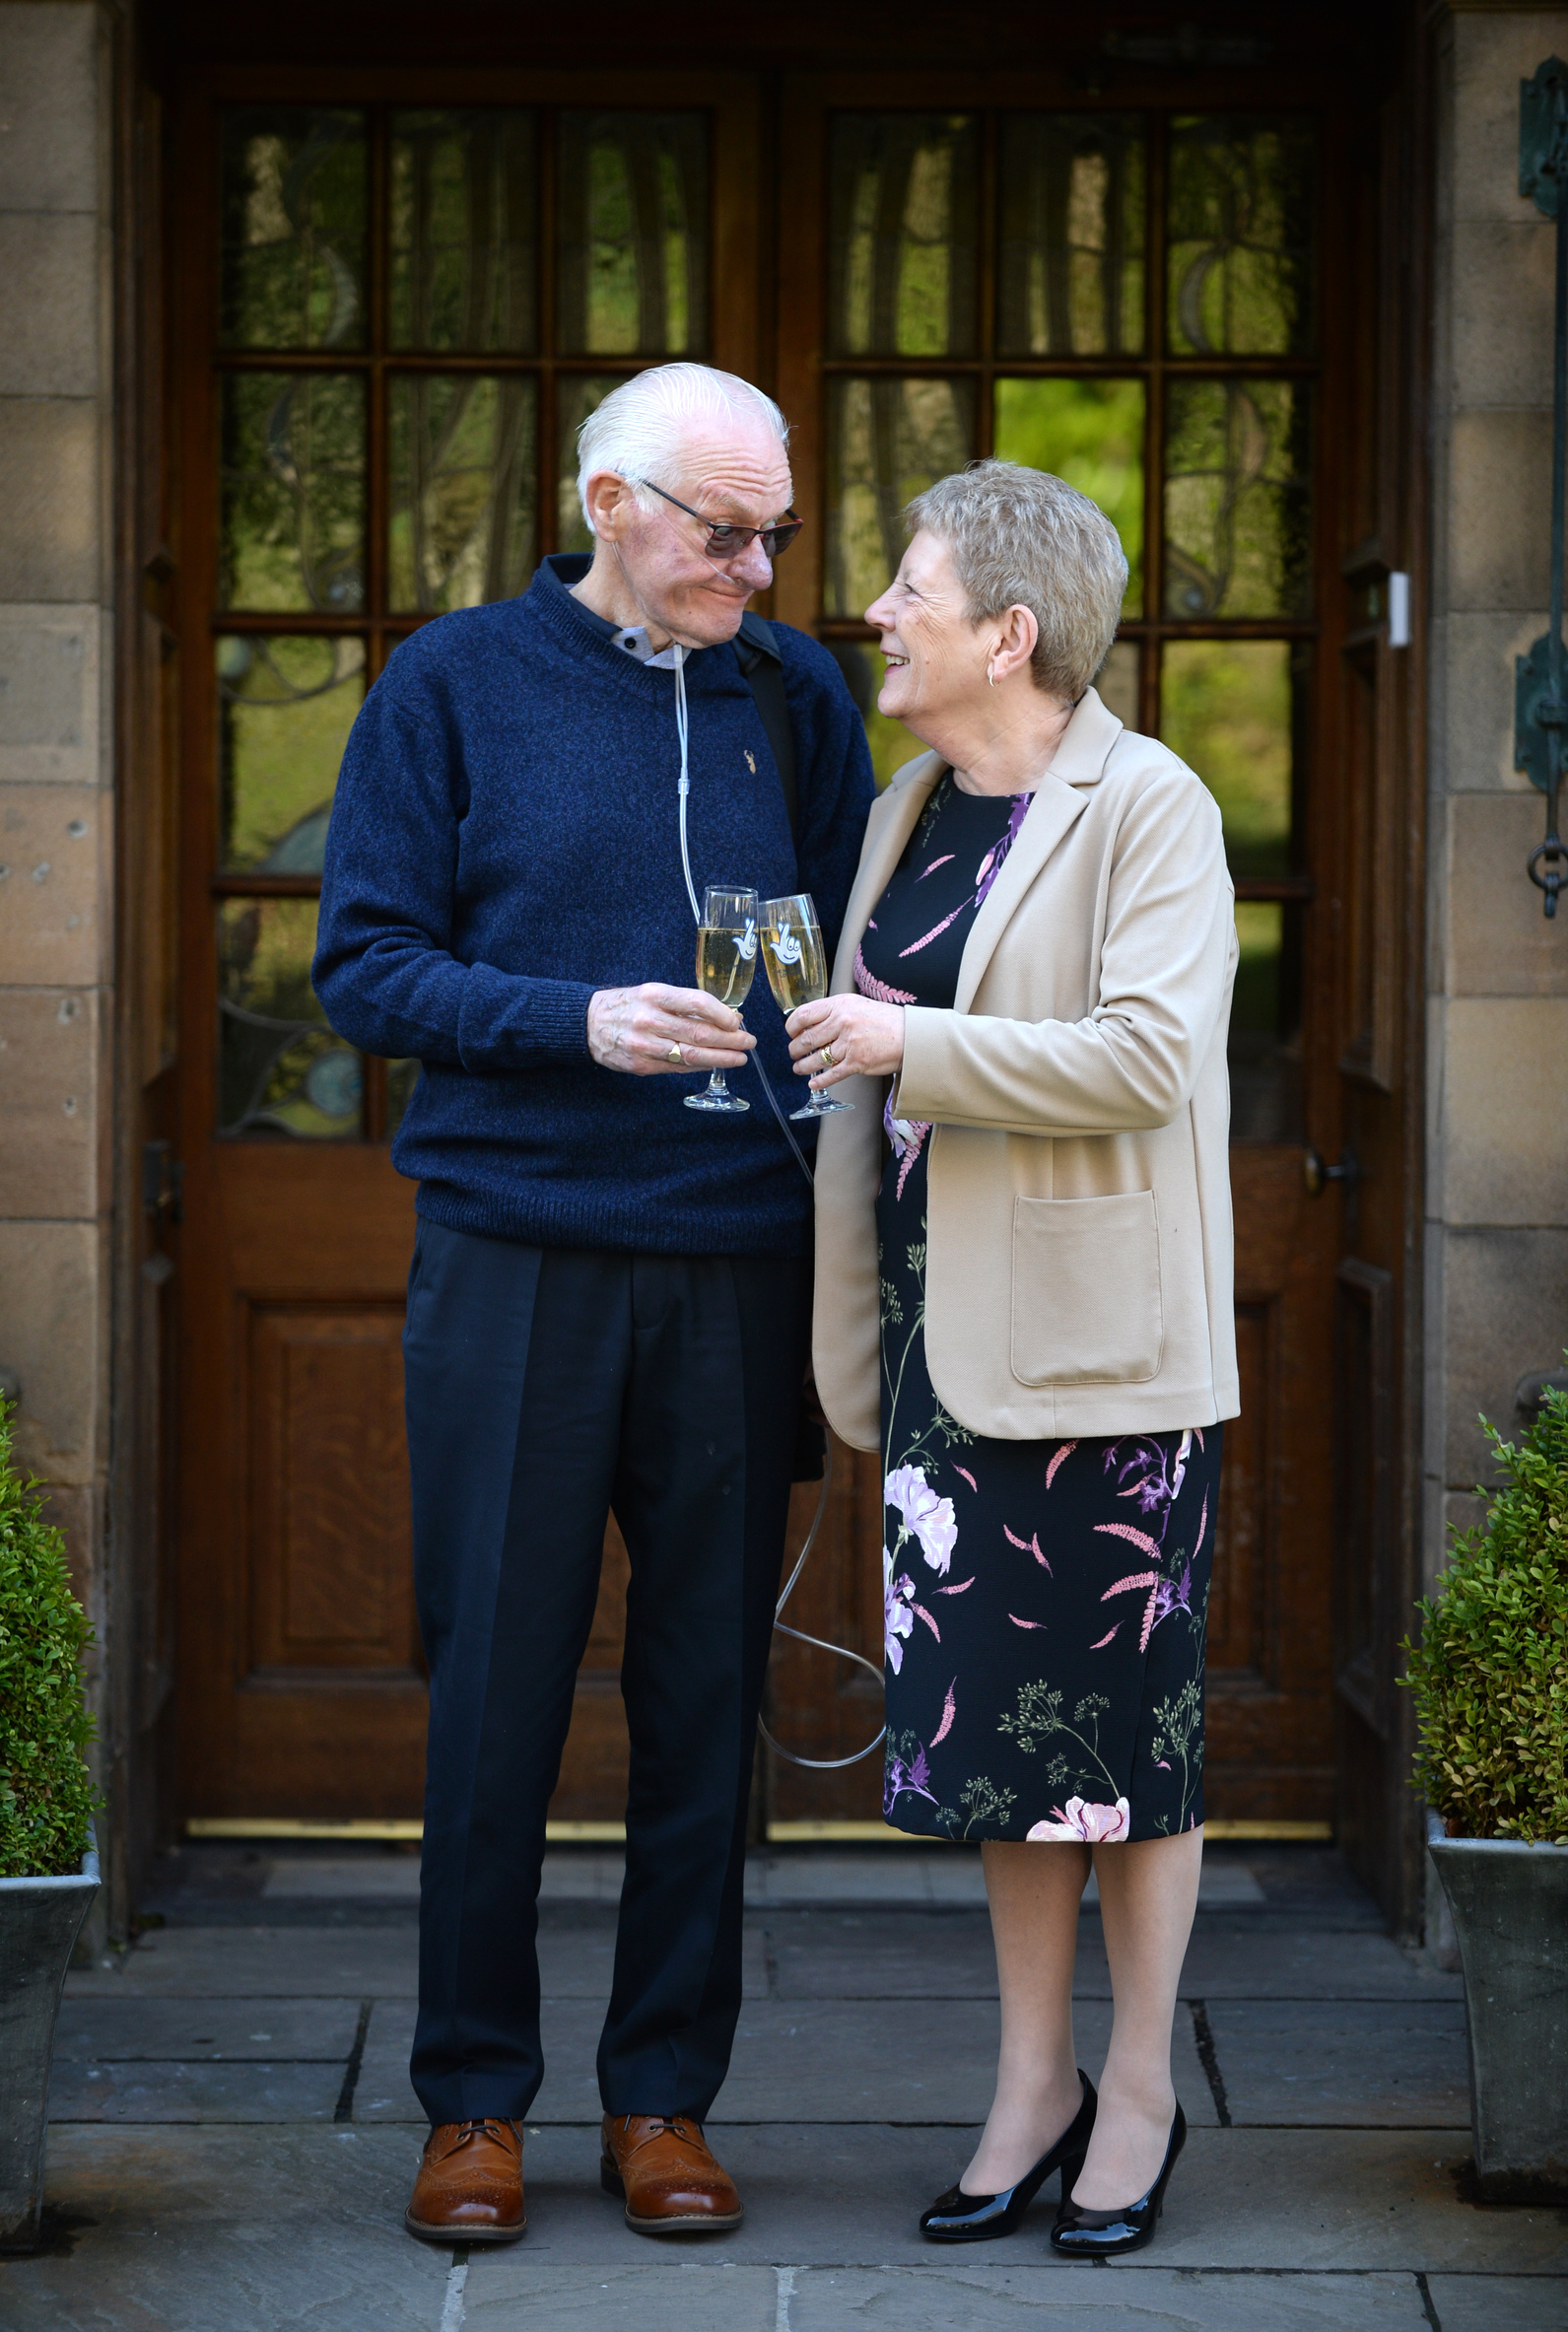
[450,2117,517,2149]
[625,2113,699,2151]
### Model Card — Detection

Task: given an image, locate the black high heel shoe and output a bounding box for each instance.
[920,2071,1097,2242]
[1050,2101,1187,2258]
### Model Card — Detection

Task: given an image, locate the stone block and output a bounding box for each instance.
[0,605,101,783]
[0,785,104,984]
[465,2265,780,2329]
[0,985,101,1215]
[1447,218,1557,408]
[1451,14,1568,226]
[47,2057,346,2123]
[1201,1999,1468,2127]
[0,400,100,601]
[1427,2277,1568,2332]
[785,2266,1434,2331]
[1445,410,1563,614]
[1442,793,1568,997]
[1434,1226,1568,1486]
[62,1922,420,2000]
[1438,997,1568,1223]
[0,1217,102,1483]
[53,1998,363,2063]
[1428,612,1539,796]
[0,3,101,213]
[0,215,99,394]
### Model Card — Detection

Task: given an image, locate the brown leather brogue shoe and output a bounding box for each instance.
[405,2117,526,2242]
[599,2112,743,2233]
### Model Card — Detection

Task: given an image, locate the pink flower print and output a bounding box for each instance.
[883,1550,917,1675]
[886,1464,958,1575]
[954,1467,978,1492]
[1027,1797,1131,1844]
[1004,1523,1053,1574]
[930,1680,957,1745]
[853,946,917,1007]
[1045,1440,1078,1490]
[1100,1568,1161,1652]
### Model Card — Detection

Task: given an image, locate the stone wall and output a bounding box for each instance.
[1426,3,1568,1594]
[0,5,113,1745]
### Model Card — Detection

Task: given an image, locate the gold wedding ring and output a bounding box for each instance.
[820,1045,837,1069]
[666,1043,685,1063]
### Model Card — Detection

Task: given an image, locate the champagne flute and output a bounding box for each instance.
[759,891,854,1119]
[686,883,759,1114]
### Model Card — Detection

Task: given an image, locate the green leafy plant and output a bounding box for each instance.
[0,1401,98,1876]
[1401,1386,1568,1845]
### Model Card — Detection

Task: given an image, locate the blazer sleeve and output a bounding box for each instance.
[893,765,1234,1137]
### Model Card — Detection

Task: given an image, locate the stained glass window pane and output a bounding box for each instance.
[389,377,538,613]
[828,115,978,358]
[996,115,1144,357]
[220,374,366,613]
[216,636,364,873]
[219,897,362,1139]
[1164,379,1310,620]
[389,109,537,353]
[1160,638,1300,877]
[992,377,1145,614]
[556,113,708,356]
[556,374,634,554]
[219,109,367,351]
[825,377,977,619]
[1167,116,1315,356]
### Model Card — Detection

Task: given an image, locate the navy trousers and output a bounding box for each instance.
[403,1220,811,2125]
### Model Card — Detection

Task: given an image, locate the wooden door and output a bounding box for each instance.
[764,76,1374,1830]
[172,76,763,1822]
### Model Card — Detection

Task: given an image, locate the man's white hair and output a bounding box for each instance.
[576,363,790,533]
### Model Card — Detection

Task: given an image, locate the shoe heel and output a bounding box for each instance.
[599,2161,625,2199]
[1057,2146,1088,2199]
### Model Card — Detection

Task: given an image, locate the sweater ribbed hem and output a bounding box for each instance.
[413,1181,812,1261]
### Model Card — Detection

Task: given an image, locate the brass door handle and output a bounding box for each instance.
[1303,1147,1357,1198]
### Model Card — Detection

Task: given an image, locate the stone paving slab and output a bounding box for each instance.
[777,2264,1433,2331]
[46,2057,347,2123]
[54,1998,363,2061]
[65,1926,422,1999]
[1206,2000,1470,2126]
[1426,2274,1568,2328]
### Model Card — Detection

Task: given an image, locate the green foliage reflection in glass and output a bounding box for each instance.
[1167,116,1315,357]
[996,115,1145,357]
[390,377,538,612]
[216,636,364,873]
[220,374,366,613]
[1164,378,1310,619]
[390,110,537,352]
[1160,638,1294,878]
[825,377,976,618]
[829,115,979,358]
[556,113,707,356]
[993,377,1144,614]
[219,897,362,1139]
[220,109,367,350]
[555,375,633,555]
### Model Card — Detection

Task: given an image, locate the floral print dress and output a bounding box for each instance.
[858,772,1221,1844]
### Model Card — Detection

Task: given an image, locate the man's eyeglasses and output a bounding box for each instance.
[641,480,803,562]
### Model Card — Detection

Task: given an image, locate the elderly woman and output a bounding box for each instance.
[787,460,1237,2259]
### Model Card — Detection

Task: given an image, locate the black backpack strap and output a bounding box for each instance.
[734,611,799,845]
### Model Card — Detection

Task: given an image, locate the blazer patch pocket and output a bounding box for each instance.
[1010,1191,1164,1387]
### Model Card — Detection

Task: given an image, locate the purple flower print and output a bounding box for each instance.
[883,1550,917,1675]
[1103,1428,1193,1544]
[884,1740,938,1819]
[886,1464,958,1575]
[896,792,1033,961]
[1027,1797,1130,1844]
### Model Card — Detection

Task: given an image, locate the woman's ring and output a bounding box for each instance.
[820,1045,837,1069]
[666,1043,684,1064]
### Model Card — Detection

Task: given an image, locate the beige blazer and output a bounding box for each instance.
[812,685,1240,1449]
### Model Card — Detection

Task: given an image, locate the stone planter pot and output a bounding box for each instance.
[1428,1821,1568,2199]
[0,1827,99,2250]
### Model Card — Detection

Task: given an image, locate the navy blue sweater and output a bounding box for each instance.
[313,557,876,1256]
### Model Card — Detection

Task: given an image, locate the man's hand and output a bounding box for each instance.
[785,995,906,1090]
[587,983,758,1076]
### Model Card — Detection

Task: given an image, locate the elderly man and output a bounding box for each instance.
[314,364,873,2244]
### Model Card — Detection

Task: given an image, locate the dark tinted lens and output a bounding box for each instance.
[761,520,803,556]
[704,523,749,554]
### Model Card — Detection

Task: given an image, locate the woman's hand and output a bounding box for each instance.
[785,995,905,1091]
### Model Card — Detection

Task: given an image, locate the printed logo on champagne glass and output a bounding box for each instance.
[738,917,758,960]
[770,918,803,968]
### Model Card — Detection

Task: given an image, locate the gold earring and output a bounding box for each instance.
[987,661,996,688]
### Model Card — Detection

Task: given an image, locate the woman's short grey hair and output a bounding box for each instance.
[577,364,789,532]
[905,458,1128,702]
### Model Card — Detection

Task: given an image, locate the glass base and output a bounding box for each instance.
[790,1094,854,1119]
[685,1090,750,1112]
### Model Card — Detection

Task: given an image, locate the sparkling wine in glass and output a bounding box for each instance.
[760,891,853,1119]
[686,884,758,1114]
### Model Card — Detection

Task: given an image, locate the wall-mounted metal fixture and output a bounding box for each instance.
[1516,60,1568,920]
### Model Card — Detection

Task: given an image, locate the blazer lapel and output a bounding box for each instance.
[828,751,945,993]
[953,773,1088,1013]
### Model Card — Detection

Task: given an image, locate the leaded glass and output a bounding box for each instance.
[992,377,1144,613]
[218,897,362,1139]
[389,377,538,612]
[220,373,366,613]
[997,115,1144,357]
[556,113,708,356]
[1163,379,1310,619]
[1160,638,1300,877]
[825,377,976,619]
[219,109,368,351]
[1167,116,1315,356]
[1095,640,1140,730]
[556,374,633,554]
[1225,899,1303,1143]
[828,114,978,358]
[390,109,537,352]
[216,636,365,873]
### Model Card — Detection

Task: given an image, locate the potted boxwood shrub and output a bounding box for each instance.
[1404,1384,1568,2200]
[0,1400,100,2251]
